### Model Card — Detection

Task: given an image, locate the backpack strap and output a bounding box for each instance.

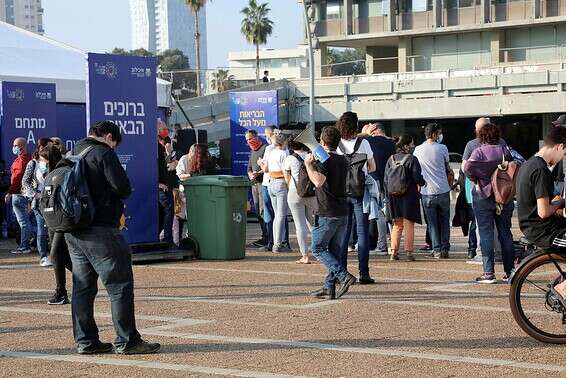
[292,152,304,164]
[75,145,95,160]
[352,138,363,154]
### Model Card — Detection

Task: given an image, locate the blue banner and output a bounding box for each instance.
[229,90,278,176]
[56,103,87,153]
[86,53,158,244]
[0,82,57,169]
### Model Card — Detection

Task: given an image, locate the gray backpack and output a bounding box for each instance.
[385,154,411,197]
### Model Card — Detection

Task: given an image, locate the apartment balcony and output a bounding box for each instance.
[37,7,44,13]
[315,19,343,37]
[445,4,482,26]
[493,0,533,22]
[353,16,388,33]
[543,0,566,16]
[398,11,434,30]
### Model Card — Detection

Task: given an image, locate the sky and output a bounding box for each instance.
[42,0,304,69]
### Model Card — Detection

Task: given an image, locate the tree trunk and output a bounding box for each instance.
[255,42,260,85]
[194,11,202,97]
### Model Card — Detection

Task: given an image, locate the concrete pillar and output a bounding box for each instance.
[388,0,397,31]
[490,30,504,65]
[481,0,491,23]
[344,0,353,35]
[398,37,412,73]
[315,43,329,78]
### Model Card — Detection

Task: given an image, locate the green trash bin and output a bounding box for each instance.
[183,175,251,260]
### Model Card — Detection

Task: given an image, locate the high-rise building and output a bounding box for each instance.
[0,0,44,35]
[129,0,207,71]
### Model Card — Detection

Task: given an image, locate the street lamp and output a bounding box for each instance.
[299,0,318,131]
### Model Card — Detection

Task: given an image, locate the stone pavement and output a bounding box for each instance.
[1,222,566,377]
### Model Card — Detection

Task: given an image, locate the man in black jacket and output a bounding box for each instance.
[65,121,160,355]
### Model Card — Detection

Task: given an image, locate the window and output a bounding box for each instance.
[327,0,341,19]
[459,0,475,7]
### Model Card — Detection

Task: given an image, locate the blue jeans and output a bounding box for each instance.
[33,208,48,258]
[158,190,174,244]
[472,193,515,275]
[311,216,349,289]
[341,197,370,276]
[66,227,141,349]
[262,185,289,247]
[375,203,388,251]
[12,194,32,250]
[422,192,451,253]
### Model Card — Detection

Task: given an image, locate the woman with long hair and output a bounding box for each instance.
[464,123,515,284]
[37,146,70,305]
[21,137,52,266]
[175,143,217,243]
[384,135,426,261]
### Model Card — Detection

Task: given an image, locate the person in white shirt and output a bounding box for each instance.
[336,112,376,285]
[413,123,451,259]
[261,132,289,253]
[284,140,313,263]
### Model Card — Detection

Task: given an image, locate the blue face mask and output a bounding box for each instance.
[12,146,20,156]
[38,161,48,174]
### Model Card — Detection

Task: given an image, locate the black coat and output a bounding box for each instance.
[385,152,426,224]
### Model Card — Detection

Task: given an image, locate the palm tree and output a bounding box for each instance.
[240,0,273,84]
[185,0,210,96]
[210,69,235,93]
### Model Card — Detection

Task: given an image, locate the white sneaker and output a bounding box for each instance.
[39,257,53,267]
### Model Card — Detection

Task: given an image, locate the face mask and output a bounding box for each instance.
[12,146,20,155]
[437,134,444,144]
[38,161,48,174]
[247,138,262,151]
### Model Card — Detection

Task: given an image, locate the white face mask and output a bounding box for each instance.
[437,134,444,144]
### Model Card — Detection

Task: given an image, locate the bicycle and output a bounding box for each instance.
[510,249,566,343]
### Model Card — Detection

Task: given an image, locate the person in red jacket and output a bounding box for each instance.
[5,137,33,254]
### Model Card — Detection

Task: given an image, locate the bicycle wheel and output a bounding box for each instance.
[510,252,566,344]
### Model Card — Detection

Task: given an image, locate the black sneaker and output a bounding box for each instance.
[252,239,267,248]
[358,275,375,285]
[467,250,477,259]
[418,245,432,252]
[77,340,113,355]
[336,273,356,299]
[439,251,449,259]
[47,291,70,305]
[475,273,497,284]
[115,340,161,355]
[310,287,335,300]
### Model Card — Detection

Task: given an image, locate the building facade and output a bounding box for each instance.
[311,0,566,75]
[129,0,207,71]
[0,0,44,35]
[226,46,309,89]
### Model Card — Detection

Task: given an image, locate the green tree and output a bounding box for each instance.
[240,0,273,84]
[210,69,235,93]
[185,0,210,96]
[158,49,190,71]
[327,48,366,76]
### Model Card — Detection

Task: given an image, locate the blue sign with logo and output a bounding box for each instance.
[86,53,158,244]
[229,90,278,176]
[0,81,57,169]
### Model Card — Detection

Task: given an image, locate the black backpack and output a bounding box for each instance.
[385,154,411,197]
[339,138,367,198]
[292,153,315,198]
[40,146,96,232]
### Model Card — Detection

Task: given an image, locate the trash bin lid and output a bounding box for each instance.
[183,175,251,187]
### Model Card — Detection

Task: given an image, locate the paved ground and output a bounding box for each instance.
[1,221,566,377]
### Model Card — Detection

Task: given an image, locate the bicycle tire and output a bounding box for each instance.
[510,252,566,344]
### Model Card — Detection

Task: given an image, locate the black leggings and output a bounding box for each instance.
[49,231,72,294]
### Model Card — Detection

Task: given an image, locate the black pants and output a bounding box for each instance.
[49,231,72,294]
[66,227,141,348]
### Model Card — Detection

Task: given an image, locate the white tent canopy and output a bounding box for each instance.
[0,21,172,107]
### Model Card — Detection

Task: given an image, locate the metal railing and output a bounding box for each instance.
[500,44,566,64]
